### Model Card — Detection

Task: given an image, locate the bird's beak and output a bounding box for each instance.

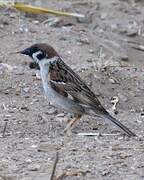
[8,48,31,55]
[19,47,31,55]
[8,51,21,55]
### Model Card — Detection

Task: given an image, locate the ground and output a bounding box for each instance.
[0,0,144,179]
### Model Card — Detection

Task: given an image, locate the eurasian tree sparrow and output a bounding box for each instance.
[20,43,136,137]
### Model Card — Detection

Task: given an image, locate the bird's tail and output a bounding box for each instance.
[102,112,136,137]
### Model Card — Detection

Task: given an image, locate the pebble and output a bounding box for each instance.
[101,169,110,176]
[37,142,59,152]
[25,159,32,163]
[19,27,29,33]
[0,24,4,28]
[110,24,118,31]
[28,163,41,171]
[59,36,67,41]
[87,58,92,62]
[77,13,93,24]
[31,144,38,148]
[126,28,138,36]
[36,72,41,79]
[88,49,94,54]
[120,54,129,61]
[56,113,65,117]
[78,37,90,44]
[46,17,62,27]
[56,113,69,123]
[23,87,29,93]
[21,106,29,111]
[100,12,107,20]
[33,20,39,24]
[15,71,24,75]
[46,107,57,115]
[108,78,115,84]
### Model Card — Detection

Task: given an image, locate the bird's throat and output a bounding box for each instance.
[39,63,50,93]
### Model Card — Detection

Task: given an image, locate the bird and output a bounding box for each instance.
[20,43,136,137]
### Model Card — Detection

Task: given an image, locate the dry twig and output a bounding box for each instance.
[2,121,8,137]
[50,151,59,180]
[77,132,119,136]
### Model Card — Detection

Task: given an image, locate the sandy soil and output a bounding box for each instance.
[0,0,144,179]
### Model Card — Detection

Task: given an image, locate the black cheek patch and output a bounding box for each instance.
[36,52,46,60]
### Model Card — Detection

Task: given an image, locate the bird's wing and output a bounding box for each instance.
[49,58,107,113]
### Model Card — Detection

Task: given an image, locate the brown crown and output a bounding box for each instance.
[34,43,59,58]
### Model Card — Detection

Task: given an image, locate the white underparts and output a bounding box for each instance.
[38,58,84,114]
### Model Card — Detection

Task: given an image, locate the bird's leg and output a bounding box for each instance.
[64,115,81,135]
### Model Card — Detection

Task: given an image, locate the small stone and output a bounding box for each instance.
[100,12,107,20]
[59,36,67,41]
[0,24,4,28]
[46,17,63,27]
[31,144,38,148]
[28,163,40,171]
[37,142,59,152]
[87,58,92,62]
[77,13,93,24]
[33,20,39,24]
[110,24,118,31]
[19,27,29,33]
[88,49,94,54]
[37,114,46,124]
[56,113,69,123]
[56,116,69,123]
[25,159,32,163]
[108,78,115,84]
[23,87,29,93]
[5,114,11,118]
[78,37,90,44]
[15,71,24,75]
[56,113,65,117]
[9,14,16,18]
[120,54,129,61]
[126,29,138,36]
[119,27,127,34]
[101,169,110,176]
[67,50,72,54]
[21,106,29,111]
[46,107,57,115]
[36,72,41,79]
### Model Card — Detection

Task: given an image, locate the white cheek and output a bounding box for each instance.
[32,51,42,62]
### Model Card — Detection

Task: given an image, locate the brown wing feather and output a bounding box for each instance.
[49,58,107,113]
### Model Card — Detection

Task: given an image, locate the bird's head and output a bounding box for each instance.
[20,43,59,68]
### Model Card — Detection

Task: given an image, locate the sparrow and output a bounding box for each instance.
[20,43,136,137]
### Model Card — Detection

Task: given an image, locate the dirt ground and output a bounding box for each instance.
[0,0,144,179]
